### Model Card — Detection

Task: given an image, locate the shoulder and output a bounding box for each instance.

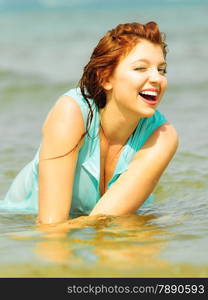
[153,122,179,151]
[63,87,91,110]
[134,122,179,162]
[42,93,84,135]
[146,122,179,156]
[41,92,85,156]
[143,110,178,150]
[136,110,168,145]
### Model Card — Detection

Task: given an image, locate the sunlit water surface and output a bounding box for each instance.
[0,1,208,277]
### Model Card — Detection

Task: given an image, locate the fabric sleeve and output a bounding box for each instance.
[132,110,168,151]
[141,110,168,143]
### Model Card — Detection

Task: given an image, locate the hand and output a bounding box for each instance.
[36,214,114,238]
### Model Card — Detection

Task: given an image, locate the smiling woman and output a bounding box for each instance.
[1,21,179,225]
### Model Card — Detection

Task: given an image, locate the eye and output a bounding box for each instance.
[158,67,167,74]
[134,67,147,71]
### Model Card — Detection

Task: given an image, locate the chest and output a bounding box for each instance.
[99,137,123,196]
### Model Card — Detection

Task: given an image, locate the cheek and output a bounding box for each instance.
[117,72,132,84]
[114,70,137,85]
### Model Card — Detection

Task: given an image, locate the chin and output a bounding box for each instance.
[138,107,156,118]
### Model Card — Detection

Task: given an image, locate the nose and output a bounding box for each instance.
[148,68,161,83]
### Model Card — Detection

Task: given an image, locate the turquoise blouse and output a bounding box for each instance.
[1,88,167,217]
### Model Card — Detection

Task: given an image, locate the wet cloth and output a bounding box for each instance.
[1,88,167,217]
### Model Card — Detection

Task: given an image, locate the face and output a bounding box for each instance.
[103,39,167,118]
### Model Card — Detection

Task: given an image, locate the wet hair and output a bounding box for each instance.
[44,21,167,160]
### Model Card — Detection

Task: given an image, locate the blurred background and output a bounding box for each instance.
[0,0,208,277]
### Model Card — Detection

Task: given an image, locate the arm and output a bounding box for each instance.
[90,123,179,216]
[38,95,85,224]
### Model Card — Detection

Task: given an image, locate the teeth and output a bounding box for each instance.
[139,91,158,96]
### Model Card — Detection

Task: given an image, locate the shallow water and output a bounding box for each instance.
[0,212,207,278]
[0,0,208,277]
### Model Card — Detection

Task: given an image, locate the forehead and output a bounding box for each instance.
[120,39,165,65]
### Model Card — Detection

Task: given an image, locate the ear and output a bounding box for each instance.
[102,77,113,91]
[102,82,112,91]
[96,69,113,91]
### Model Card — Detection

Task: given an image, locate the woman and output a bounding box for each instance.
[2,21,179,225]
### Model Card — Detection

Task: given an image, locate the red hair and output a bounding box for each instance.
[79,21,167,135]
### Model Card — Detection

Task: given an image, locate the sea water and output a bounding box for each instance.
[0,0,208,277]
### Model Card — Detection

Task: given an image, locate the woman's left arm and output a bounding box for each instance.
[90,123,179,216]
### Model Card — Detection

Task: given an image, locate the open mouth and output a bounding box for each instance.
[138,91,158,104]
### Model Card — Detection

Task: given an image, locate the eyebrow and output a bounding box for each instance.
[131,59,167,66]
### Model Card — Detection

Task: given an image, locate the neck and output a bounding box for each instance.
[99,101,140,146]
